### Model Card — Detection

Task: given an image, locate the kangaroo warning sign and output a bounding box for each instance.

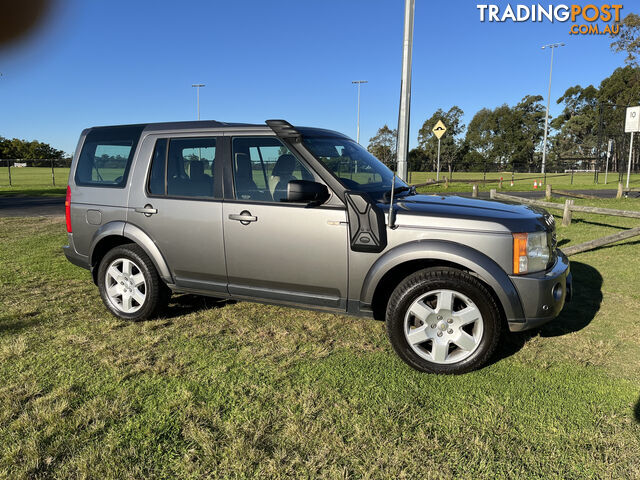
[432,120,447,139]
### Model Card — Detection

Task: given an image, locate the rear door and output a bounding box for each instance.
[70,125,144,257]
[221,135,349,309]
[127,133,227,293]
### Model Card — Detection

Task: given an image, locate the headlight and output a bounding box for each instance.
[512,231,550,274]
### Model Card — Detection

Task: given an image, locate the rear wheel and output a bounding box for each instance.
[385,267,502,374]
[97,244,169,321]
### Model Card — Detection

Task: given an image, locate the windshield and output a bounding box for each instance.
[301,136,408,200]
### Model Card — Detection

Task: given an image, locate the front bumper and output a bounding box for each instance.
[507,250,571,332]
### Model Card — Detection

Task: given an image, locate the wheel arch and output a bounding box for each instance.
[361,240,524,322]
[88,221,173,285]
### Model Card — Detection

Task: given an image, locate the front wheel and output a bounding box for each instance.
[385,267,503,374]
[97,244,169,321]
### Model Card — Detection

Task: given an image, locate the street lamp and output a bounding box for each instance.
[540,42,565,179]
[191,83,205,120]
[352,80,368,143]
[396,0,415,182]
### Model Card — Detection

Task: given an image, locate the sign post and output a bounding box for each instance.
[624,106,640,189]
[432,120,447,181]
[604,139,612,184]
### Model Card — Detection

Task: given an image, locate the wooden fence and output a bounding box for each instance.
[489,189,640,257]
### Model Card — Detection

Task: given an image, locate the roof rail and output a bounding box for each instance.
[266,119,301,141]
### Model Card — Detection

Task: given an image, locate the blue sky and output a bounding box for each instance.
[0,1,631,155]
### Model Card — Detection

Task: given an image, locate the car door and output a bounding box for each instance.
[222,135,348,309]
[127,133,227,293]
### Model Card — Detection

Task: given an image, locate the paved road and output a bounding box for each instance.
[0,196,64,217]
[0,189,634,217]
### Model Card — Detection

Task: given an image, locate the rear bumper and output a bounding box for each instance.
[507,250,571,332]
[63,234,90,270]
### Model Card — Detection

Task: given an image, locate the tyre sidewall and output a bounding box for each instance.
[386,268,501,374]
[97,245,160,321]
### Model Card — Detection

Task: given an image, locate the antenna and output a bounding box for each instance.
[388,171,397,229]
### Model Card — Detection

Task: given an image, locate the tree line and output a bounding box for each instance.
[0,136,67,160]
[369,65,640,175]
[368,13,640,175]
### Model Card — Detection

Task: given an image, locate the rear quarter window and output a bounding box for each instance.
[75,125,145,187]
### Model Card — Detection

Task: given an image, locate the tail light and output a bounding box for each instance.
[65,185,72,233]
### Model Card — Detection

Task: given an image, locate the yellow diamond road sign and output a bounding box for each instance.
[432,120,447,139]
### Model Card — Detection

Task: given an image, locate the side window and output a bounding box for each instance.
[75,125,144,187]
[232,137,313,202]
[147,137,216,198]
[148,139,167,195]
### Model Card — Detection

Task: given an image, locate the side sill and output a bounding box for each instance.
[347,300,375,318]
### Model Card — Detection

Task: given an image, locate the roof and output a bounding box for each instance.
[144,120,262,131]
[87,120,350,139]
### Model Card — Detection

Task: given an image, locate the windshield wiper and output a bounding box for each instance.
[383,185,416,201]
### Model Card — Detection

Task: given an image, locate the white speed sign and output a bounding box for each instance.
[625,106,640,133]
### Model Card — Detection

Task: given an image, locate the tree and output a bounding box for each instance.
[550,85,599,168]
[0,137,66,159]
[597,66,640,173]
[417,106,465,177]
[610,13,640,66]
[464,108,495,171]
[515,95,546,171]
[408,147,428,172]
[550,66,640,173]
[490,104,523,170]
[367,125,397,167]
[463,96,545,173]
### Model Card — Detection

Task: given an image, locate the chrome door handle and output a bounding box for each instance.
[134,204,158,216]
[228,210,257,225]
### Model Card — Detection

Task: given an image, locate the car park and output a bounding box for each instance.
[63,119,571,374]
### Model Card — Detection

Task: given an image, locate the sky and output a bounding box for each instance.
[0,0,632,156]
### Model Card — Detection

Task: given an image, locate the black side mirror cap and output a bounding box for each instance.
[286,180,330,204]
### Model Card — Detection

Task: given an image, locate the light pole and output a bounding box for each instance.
[540,42,564,180]
[192,83,205,120]
[352,80,368,143]
[396,0,415,182]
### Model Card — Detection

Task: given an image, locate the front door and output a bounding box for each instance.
[128,134,227,293]
[222,136,348,309]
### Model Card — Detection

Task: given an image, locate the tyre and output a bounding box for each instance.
[385,267,502,374]
[97,243,169,321]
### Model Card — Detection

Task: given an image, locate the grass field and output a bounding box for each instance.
[1,198,640,478]
[409,171,640,194]
[1,167,639,197]
[0,167,69,197]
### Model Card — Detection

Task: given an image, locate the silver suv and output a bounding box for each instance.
[63,120,571,374]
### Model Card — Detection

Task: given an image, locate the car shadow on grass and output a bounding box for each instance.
[635,397,640,424]
[492,261,603,363]
[163,293,235,318]
[0,311,42,335]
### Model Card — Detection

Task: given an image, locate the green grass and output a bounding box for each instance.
[0,167,69,197]
[2,167,639,198]
[1,201,640,478]
[410,171,640,194]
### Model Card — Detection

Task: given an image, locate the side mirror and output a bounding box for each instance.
[286,180,329,204]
